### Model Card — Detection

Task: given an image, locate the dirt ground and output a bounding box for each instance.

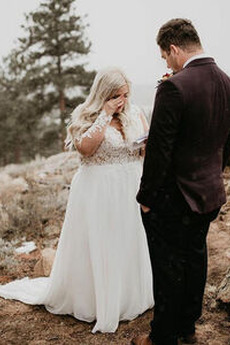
[0,219,229,345]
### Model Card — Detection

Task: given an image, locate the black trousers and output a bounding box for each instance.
[141,185,219,345]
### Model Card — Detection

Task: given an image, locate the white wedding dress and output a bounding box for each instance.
[0,105,153,333]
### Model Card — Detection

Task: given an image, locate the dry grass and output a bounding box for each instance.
[0,152,79,243]
[0,238,18,272]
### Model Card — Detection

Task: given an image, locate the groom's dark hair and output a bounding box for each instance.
[157,18,202,53]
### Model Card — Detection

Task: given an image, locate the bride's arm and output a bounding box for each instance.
[140,112,149,132]
[74,96,124,156]
[139,111,150,211]
[138,112,149,157]
[74,111,112,156]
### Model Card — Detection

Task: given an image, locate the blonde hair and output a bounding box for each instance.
[65,67,135,149]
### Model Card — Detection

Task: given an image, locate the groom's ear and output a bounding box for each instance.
[169,44,179,56]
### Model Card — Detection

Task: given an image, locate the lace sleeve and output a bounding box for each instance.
[73,110,113,156]
[78,111,112,141]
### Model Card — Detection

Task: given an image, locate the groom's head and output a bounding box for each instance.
[157,19,203,72]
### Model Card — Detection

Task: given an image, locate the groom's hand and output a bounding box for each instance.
[141,205,151,213]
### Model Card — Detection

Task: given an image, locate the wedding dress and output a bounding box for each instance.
[0,105,154,333]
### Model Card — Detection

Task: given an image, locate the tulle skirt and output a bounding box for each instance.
[0,161,153,333]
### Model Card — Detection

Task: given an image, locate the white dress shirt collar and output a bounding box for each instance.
[183,53,211,68]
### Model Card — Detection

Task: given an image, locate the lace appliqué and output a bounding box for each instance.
[81,111,112,140]
[79,104,145,166]
[81,126,142,166]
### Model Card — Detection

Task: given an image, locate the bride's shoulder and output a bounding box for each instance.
[129,104,144,125]
[129,104,149,132]
[129,104,148,123]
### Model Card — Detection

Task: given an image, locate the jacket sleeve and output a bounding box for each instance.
[136,80,184,207]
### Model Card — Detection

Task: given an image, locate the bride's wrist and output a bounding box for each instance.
[97,110,113,124]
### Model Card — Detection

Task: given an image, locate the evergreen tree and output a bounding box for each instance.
[0,67,43,165]
[9,0,95,150]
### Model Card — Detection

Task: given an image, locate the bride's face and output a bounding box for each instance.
[111,84,129,113]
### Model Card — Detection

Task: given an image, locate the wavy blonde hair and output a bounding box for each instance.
[65,67,137,149]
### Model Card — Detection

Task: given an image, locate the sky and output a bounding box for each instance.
[0,0,229,88]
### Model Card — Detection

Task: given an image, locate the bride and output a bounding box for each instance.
[0,67,153,333]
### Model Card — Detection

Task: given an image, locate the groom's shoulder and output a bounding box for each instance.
[161,70,191,94]
[173,58,230,84]
[168,61,215,91]
[157,58,230,96]
[172,65,199,83]
[164,59,230,99]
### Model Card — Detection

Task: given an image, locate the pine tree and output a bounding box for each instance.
[0,66,43,165]
[10,0,95,149]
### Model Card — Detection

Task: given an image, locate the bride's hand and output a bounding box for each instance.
[103,96,124,116]
[141,205,151,213]
[139,144,147,157]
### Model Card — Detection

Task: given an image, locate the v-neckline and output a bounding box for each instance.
[109,126,125,141]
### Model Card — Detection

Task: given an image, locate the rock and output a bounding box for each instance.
[43,224,60,237]
[209,299,217,311]
[226,250,230,260]
[217,268,230,304]
[34,248,56,277]
[15,241,37,254]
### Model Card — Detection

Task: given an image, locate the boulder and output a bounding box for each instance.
[34,248,56,277]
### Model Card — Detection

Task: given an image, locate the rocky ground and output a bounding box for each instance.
[0,153,230,345]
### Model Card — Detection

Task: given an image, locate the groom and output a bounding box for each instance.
[132,19,230,345]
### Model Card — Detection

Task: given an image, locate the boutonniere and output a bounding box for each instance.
[157,72,174,86]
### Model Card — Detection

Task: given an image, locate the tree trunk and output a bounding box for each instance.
[14,143,21,163]
[59,90,66,151]
[57,46,66,151]
[1,155,8,167]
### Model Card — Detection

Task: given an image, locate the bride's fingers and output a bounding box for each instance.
[116,97,124,106]
[104,96,124,114]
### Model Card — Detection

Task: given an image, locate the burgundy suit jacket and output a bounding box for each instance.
[137,58,230,213]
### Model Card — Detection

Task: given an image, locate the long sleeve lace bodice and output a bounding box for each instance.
[80,105,145,166]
